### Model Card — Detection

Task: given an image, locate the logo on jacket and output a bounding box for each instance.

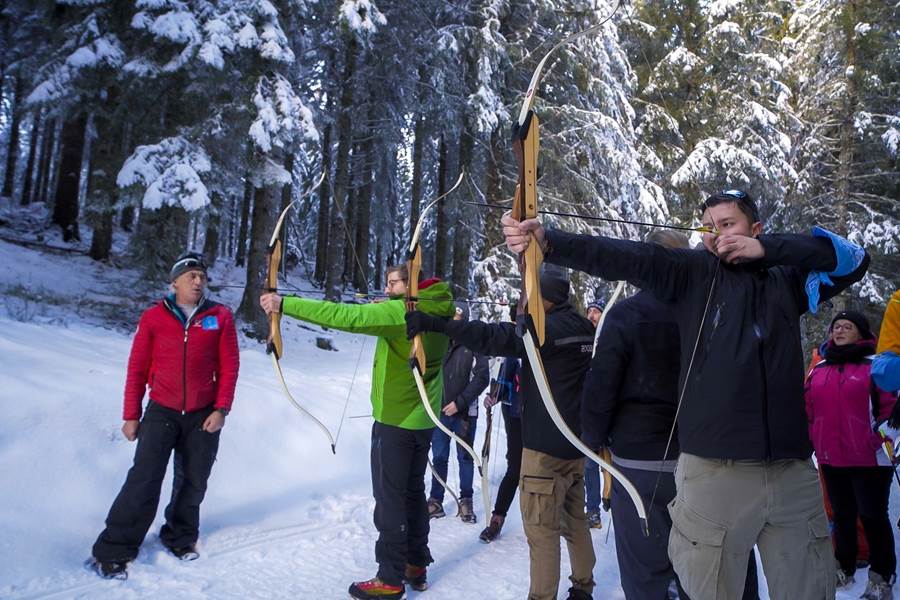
[201,316,219,330]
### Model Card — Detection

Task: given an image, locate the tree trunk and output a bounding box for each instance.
[20,110,41,205]
[451,129,475,297]
[432,134,449,278]
[279,153,294,275]
[343,143,359,286]
[52,112,88,241]
[235,175,253,266]
[834,0,857,240]
[88,88,124,261]
[353,120,373,294]
[409,114,426,231]
[237,183,281,341]
[314,124,332,285]
[203,192,221,268]
[41,119,62,207]
[2,75,23,201]
[35,116,55,204]
[324,36,357,300]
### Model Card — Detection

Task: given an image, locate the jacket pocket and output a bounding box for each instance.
[521,476,557,527]
[668,497,727,598]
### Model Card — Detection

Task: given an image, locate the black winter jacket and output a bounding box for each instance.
[442,341,489,415]
[545,230,869,461]
[443,302,595,459]
[581,291,681,460]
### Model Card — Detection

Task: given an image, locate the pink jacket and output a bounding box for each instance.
[805,348,896,467]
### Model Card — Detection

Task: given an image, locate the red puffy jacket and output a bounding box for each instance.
[805,343,896,467]
[123,298,239,420]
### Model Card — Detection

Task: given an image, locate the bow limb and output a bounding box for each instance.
[265,173,335,453]
[407,170,490,518]
[520,332,649,534]
[590,280,625,511]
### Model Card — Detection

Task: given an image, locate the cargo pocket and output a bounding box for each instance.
[521,476,557,527]
[807,512,835,597]
[668,498,727,599]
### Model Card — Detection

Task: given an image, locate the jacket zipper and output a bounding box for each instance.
[182,324,189,415]
[753,283,771,458]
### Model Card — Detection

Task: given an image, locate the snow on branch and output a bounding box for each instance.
[248,74,318,155]
[670,138,767,189]
[117,136,212,211]
[340,0,387,35]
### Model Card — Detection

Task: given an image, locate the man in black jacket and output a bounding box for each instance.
[407,271,597,600]
[503,190,868,600]
[583,230,759,600]
[427,301,489,524]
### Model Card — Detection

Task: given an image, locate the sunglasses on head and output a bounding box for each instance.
[173,255,207,271]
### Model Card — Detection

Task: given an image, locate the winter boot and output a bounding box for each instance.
[348,577,406,599]
[861,571,895,600]
[427,498,445,519]
[587,511,602,529]
[479,514,505,543]
[88,557,129,580]
[565,587,592,600]
[167,544,199,561]
[459,498,477,524]
[403,564,427,591]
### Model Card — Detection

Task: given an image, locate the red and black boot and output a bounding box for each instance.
[403,564,427,591]
[348,577,406,599]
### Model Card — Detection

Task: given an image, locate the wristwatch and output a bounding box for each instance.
[216,408,229,417]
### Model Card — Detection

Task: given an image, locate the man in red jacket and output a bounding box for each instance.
[90,252,240,579]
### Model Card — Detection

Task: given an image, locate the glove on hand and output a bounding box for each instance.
[405,310,449,339]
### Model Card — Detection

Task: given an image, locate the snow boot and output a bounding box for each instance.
[87,557,129,580]
[587,511,602,529]
[427,498,445,519]
[459,498,477,524]
[167,544,199,561]
[565,587,592,600]
[403,564,427,591]
[861,571,894,600]
[479,514,504,543]
[348,577,406,599]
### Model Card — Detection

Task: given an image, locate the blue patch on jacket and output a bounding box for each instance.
[804,226,865,313]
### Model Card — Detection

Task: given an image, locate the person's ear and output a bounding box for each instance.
[751,221,763,237]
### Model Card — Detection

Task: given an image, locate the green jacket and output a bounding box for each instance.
[281,281,454,430]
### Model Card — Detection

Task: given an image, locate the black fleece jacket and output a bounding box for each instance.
[545,230,869,461]
[442,302,595,459]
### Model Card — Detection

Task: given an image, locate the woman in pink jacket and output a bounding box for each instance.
[806,310,897,599]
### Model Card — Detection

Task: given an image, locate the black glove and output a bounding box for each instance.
[405,310,449,339]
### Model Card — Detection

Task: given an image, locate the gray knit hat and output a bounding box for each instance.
[169,252,208,282]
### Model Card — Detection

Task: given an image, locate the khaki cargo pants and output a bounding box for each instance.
[668,453,835,600]
[520,448,596,600]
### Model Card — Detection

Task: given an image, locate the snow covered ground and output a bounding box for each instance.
[0,238,898,599]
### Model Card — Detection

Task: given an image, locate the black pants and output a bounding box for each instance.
[371,421,433,586]
[820,464,896,579]
[612,463,759,600]
[493,406,522,517]
[92,402,220,561]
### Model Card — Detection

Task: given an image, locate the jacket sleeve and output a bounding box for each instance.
[281,296,407,338]
[122,310,154,420]
[215,308,240,412]
[443,319,523,359]
[875,382,897,424]
[757,232,869,314]
[581,308,629,450]
[543,229,708,303]
[804,370,816,425]
[877,291,900,354]
[455,353,490,413]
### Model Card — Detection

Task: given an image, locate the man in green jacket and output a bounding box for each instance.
[260,264,454,600]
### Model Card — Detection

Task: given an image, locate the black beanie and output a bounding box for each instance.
[829,310,874,340]
[540,272,570,305]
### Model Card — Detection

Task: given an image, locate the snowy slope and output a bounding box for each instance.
[0,240,898,599]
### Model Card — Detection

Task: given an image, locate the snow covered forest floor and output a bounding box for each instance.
[1,239,899,600]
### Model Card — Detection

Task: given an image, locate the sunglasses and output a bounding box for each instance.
[173,255,208,271]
